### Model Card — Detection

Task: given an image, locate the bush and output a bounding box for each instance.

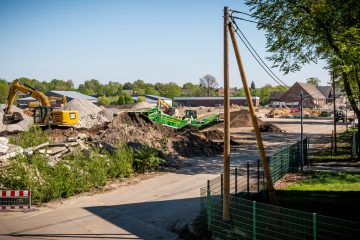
[108,144,133,178]
[98,96,112,105]
[133,146,164,173]
[9,125,49,148]
[137,96,147,103]
[118,92,134,105]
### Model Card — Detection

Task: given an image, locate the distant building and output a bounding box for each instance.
[16,91,98,109]
[268,91,285,107]
[279,82,326,108]
[173,96,260,107]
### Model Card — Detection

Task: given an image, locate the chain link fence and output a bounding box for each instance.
[351,132,359,159]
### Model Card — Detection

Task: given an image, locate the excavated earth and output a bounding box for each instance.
[100,112,223,158]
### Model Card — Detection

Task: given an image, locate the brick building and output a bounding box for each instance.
[173,96,260,107]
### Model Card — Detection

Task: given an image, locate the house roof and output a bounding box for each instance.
[144,94,171,101]
[48,91,97,101]
[174,96,260,100]
[297,82,326,99]
[269,91,284,101]
[317,86,332,98]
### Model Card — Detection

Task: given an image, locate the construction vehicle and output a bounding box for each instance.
[183,109,198,120]
[157,98,177,116]
[3,79,78,126]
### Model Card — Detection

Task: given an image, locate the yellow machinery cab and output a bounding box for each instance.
[34,107,78,126]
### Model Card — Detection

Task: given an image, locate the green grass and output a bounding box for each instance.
[8,125,50,148]
[285,172,360,191]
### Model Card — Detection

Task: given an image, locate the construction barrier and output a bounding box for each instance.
[0,190,31,209]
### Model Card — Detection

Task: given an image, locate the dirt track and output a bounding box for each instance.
[0,118,347,239]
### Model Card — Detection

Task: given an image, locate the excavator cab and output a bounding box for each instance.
[34,106,52,124]
[184,110,198,119]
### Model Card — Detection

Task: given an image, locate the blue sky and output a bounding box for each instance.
[0,0,330,88]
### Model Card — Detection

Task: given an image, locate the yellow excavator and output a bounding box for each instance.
[3,79,79,126]
[157,98,177,116]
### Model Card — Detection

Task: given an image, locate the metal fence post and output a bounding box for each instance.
[253,201,257,240]
[207,180,211,231]
[257,159,260,193]
[313,213,317,240]
[221,174,224,199]
[247,162,250,199]
[235,167,238,195]
[281,148,284,176]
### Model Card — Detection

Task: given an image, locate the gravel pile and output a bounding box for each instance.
[131,102,155,110]
[0,104,33,133]
[63,99,109,128]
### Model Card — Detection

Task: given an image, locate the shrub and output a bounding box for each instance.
[108,144,133,178]
[9,125,49,148]
[118,92,134,105]
[98,96,112,105]
[137,96,147,103]
[133,145,164,173]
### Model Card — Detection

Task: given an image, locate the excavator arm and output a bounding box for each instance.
[3,79,52,124]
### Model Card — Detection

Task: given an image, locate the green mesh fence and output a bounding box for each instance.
[200,137,360,239]
[206,195,360,240]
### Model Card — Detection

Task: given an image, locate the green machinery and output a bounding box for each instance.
[143,107,221,129]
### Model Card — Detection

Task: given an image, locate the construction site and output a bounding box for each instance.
[1,2,360,240]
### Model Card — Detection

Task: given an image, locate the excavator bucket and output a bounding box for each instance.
[2,112,24,125]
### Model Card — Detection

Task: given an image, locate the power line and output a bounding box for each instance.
[229,11,360,46]
[228,17,289,90]
[231,18,289,88]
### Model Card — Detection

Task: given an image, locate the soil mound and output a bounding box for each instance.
[131,102,155,110]
[259,123,283,132]
[101,112,222,158]
[202,129,224,140]
[213,110,263,128]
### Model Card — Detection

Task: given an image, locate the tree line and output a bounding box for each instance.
[0,76,287,106]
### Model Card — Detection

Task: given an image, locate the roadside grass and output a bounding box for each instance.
[277,172,360,222]
[8,125,50,148]
[285,172,360,191]
[309,128,356,162]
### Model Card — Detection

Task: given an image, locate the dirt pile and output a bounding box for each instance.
[266,108,292,118]
[0,104,33,134]
[100,112,222,158]
[212,110,263,128]
[259,123,283,132]
[131,102,155,110]
[63,99,109,128]
[202,129,224,140]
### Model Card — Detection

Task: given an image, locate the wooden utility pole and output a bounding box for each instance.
[300,91,304,171]
[333,72,337,152]
[223,6,231,221]
[228,21,277,205]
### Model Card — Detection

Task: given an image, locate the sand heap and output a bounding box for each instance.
[0,104,33,134]
[63,99,109,128]
[266,108,292,118]
[100,112,222,158]
[131,102,155,110]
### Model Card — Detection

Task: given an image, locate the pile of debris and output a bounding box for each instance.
[0,104,33,134]
[63,99,109,128]
[211,110,263,128]
[99,112,222,158]
[0,137,23,165]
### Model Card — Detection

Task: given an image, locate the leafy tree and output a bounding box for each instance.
[123,82,133,90]
[137,96,147,103]
[306,77,321,86]
[98,96,111,105]
[118,92,134,105]
[246,0,360,125]
[199,74,218,97]
[0,79,9,103]
[155,82,181,98]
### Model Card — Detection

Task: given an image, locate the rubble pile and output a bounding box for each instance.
[259,123,283,132]
[63,99,110,128]
[0,104,33,134]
